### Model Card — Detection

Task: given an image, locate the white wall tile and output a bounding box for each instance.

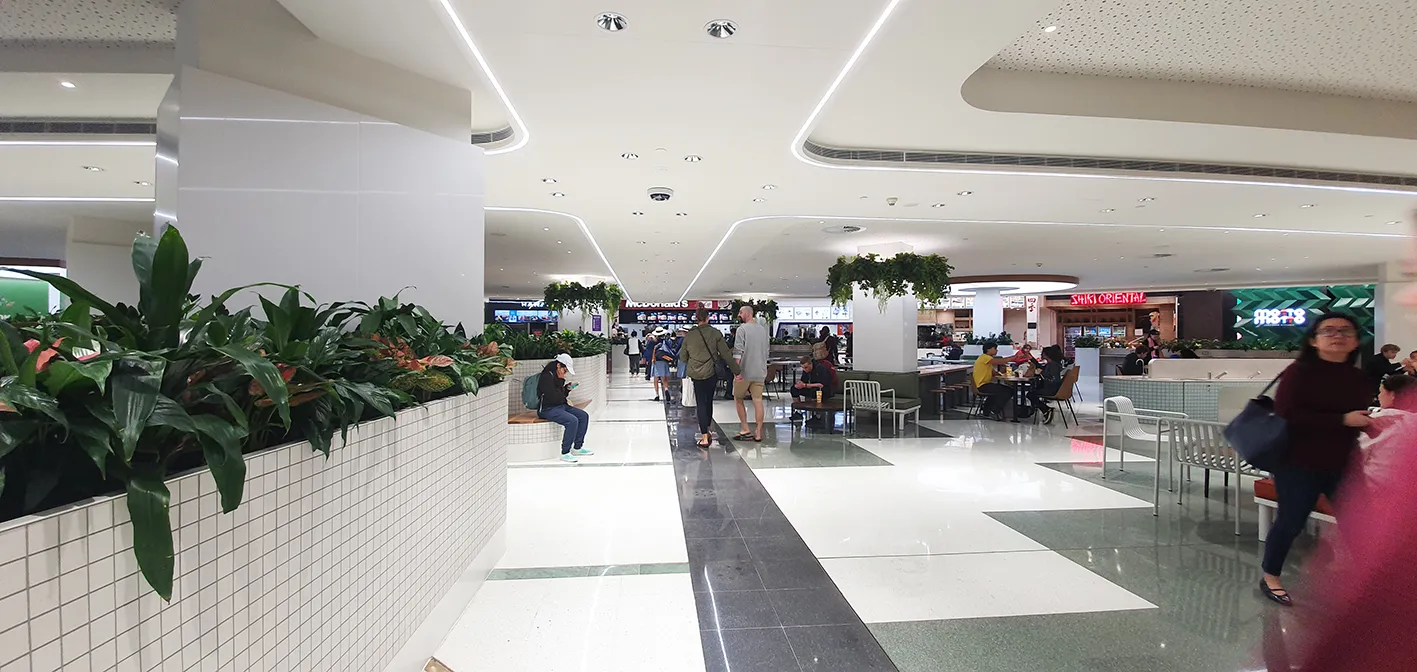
[5,387,507,671]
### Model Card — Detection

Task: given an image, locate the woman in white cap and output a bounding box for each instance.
[538,353,593,463]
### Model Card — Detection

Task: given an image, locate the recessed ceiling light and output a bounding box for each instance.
[499,268,504,271]
[670,241,681,245]
[134,180,151,186]
[1253,213,1267,218]
[684,155,702,162]
[752,197,765,203]
[81,165,103,172]
[567,250,572,254]
[1100,208,1115,213]
[636,241,647,245]
[762,184,777,190]
[1300,204,1316,208]
[957,190,973,196]
[59,80,76,89]
[621,152,638,160]
[596,12,628,32]
[675,212,688,217]
[551,192,565,197]
[1043,25,1059,33]
[543,227,550,231]
[541,177,557,184]
[1139,197,1155,202]
[931,203,945,208]
[705,19,738,39]
[1389,220,1401,225]
[632,211,644,216]
[556,240,562,244]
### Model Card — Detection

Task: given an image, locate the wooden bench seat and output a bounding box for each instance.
[1254,477,1336,541]
[508,399,592,425]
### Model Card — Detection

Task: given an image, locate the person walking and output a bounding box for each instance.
[731,306,770,442]
[1260,312,1372,606]
[626,330,641,375]
[537,354,594,463]
[681,307,741,448]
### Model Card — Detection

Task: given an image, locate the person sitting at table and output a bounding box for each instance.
[973,342,1013,420]
[790,356,836,426]
[1008,343,1040,366]
[946,343,964,360]
[1121,344,1149,376]
[1029,345,1068,422]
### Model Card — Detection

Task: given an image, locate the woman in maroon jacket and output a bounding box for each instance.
[1260,312,1372,605]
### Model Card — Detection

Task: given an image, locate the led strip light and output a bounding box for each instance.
[486,206,633,302]
[433,0,530,155]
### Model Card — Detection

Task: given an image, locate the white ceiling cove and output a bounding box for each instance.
[989,0,1417,103]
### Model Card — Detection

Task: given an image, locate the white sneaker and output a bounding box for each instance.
[572,448,595,456]
[559,454,578,463]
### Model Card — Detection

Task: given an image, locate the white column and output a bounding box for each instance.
[851,243,917,373]
[972,289,1005,339]
[1376,262,1416,352]
[157,1,486,328]
[558,309,607,335]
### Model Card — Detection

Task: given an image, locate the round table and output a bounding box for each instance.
[996,376,1037,423]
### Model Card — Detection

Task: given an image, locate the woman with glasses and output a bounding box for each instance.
[1260,312,1372,606]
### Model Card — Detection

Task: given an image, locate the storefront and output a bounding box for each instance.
[484,299,558,334]
[618,300,735,332]
[917,296,1027,346]
[774,301,852,340]
[1046,292,1177,355]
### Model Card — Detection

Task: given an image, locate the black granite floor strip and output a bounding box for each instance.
[659,391,898,672]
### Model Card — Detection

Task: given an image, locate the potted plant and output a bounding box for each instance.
[827,253,953,310]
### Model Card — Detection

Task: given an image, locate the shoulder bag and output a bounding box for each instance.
[696,328,732,381]
[1222,369,1289,471]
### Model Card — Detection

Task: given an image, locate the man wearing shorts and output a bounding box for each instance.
[732,306,770,442]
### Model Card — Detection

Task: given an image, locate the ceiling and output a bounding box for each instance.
[1,0,1414,303]
[0,0,179,45]
[989,0,1417,103]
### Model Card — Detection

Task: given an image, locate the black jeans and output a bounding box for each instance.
[628,353,640,374]
[1262,466,1342,576]
[979,382,1013,415]
[693,377,719,435]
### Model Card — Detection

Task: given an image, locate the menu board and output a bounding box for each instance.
[829,305,850,321]
[812,307,830,320]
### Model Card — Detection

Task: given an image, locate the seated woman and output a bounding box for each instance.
[538,354,594,463]
[1360,374,1416,485]
[1030,345,1068,422]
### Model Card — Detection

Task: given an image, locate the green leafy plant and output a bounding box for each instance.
[1,227,512,601]
[542,282,624,315]
[728,299,779,323]
[826,253,953,309]
[1073,335,1104,348]
[495,328,610,360]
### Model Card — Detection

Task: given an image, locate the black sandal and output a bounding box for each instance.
[733,431,753,440]
[1259,580,1292,606]
[697,435,712,448]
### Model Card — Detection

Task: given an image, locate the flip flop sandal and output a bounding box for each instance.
[733,431,754,440]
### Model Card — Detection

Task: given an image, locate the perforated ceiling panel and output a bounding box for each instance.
[0,0,180,44]
[988,0,1417,103]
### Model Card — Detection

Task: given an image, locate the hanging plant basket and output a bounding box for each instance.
[826,253,953,310]
[542,282,625,315]
[727,298,778,322]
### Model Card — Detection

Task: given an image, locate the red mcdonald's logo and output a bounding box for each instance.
[1070,292,1147,306]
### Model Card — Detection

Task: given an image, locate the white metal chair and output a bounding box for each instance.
[844,379,920,441]
[1101,396,1187,478]
[1156,417,1267,536]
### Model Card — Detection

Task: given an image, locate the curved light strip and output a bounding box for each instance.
[433,0,530,155]
[787,1,1417,197]
[486,206,632,301]
[677,214,1406,302]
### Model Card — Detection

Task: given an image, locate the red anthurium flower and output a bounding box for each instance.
[420,355,454,368]
[23,339,39,353]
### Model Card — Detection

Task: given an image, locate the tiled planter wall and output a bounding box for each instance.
[506,354,607,448]
[0,384,509,672]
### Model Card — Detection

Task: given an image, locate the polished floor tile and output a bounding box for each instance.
[822,551,1154,623]
[785,624,898,672]
[436,573,705,672]
[501,465,687,568]
[509,421,672,466]
[598,401,675,421]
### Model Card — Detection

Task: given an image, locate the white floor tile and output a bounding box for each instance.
[437,574,705,672]
[510,422,672,466]
[598,402,673,422]
[606,387,658,401]
[822,551,1155,623]
[501,466,687,568]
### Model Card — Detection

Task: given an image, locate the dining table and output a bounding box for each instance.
[996,375,1038,423]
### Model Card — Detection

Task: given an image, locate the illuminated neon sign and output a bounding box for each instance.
[1070,292,1147,307]
[1252,308,1307,327]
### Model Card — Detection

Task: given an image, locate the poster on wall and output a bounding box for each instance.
[592,314,602,331]
[829,305,850,321]
[812,307,830,320]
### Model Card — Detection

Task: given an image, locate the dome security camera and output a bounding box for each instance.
[648,187,674,202]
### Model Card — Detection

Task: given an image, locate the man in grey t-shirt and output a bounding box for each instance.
[732,306,770,441]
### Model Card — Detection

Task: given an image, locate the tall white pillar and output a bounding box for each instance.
[1376,262,1416,352]
[972,289,1005,340]
[851,243,917,373]
[158,0,486,328]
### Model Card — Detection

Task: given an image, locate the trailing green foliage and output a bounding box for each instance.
[1072,335,1104,349]
[542,281,624,315]
[966,331,1014,346]
[728,299,779,323]
[0,227,513,601]
[826,253,953,309]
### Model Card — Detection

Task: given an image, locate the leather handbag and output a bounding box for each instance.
[1223,370,1289,471]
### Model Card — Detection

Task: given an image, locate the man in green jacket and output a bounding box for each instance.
[681,307,742,447]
